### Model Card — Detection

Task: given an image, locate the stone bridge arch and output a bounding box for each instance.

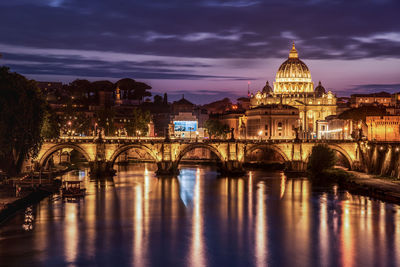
[327,144,354,168]
[108,144,160,167]
[245,144,290,163]
[175,143,226,165]
[303,143,354,169]
[39,143,93,167]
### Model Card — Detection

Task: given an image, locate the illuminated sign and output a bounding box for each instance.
[174,121,197,132]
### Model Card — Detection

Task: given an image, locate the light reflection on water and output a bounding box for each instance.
[0,163,400,267]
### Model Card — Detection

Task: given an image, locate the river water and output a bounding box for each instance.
[0,164,400,267]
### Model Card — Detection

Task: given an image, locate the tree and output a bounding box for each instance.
[127,108,151,136]
[0,67,46,175]
[307,144,336,176]
[154,95,163,105]
[65,79,91,100]
[204,119,230,139]
[163,93,168,104]
[116,78,151,101]
[41,105,60,139]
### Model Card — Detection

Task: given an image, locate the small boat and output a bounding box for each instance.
[62,181,86,198]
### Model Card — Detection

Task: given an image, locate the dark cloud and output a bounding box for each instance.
[0,0,399,95]
[341,83,400,95]
[1,0,399,59]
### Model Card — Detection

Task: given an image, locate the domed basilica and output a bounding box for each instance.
[249,43,337,137]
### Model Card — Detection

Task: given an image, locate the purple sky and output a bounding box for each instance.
[1,0,400,104]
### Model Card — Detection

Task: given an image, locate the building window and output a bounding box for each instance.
[265,125,268,131]
[278,122,283,131]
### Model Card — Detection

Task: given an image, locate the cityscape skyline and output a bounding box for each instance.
[1,1,400,103]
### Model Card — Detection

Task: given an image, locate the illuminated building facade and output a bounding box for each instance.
[316,117,353,140]
[250,43,337,138]
[244,104,299,139]
[350,92,392,108]
[366,116,400,141]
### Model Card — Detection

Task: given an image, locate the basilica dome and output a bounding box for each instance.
[262,81,273,94]
[273,43,314,94]
[315,81,326,97]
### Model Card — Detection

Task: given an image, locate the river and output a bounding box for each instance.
[0,164,399,267]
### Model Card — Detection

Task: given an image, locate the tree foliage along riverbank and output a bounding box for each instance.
[307,144,336,175]
[0,67,47,175]
[307,144,353,182]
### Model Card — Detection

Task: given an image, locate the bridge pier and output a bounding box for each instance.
[156,161,179,176]
[220,161,246,176]
[89,161,116,178]
[285,160,307,173]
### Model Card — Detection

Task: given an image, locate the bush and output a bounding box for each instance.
[307,144,336,176]
[321,168,353,182]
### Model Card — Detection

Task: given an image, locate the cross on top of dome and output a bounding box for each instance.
[288,42,298,59]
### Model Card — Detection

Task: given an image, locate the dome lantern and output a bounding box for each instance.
[273,43,314,94]
[288,42,298,59]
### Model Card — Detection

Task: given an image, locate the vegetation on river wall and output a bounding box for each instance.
[307,144,353,182]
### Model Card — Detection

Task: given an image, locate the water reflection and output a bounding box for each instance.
[189,167,206,267]
[0,164,399,267]
[255,182,267,266]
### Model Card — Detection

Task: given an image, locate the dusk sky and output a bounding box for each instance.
[1,0,400,103]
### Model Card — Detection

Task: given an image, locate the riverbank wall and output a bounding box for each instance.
[0,183,60,225]
[339,170,400,204]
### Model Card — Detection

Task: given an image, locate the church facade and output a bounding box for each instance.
[249,43,337,138]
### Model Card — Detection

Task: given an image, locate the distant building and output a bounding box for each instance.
[169,96,208,138]
[316,116,353,140]
[172,95,194,114]
[202,98,232,114]
[237,97,250,111]
[350,91,392,108]
[366,116,400,141]
[37,81,63,94]
[243,104,299,140]
[336,97,351,115]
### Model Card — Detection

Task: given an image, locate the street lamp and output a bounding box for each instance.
[195,131,199,142]
[258,130,263,141]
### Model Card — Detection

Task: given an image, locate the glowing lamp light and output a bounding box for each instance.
[258,130,263,136]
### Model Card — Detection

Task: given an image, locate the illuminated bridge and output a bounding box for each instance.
[33,136,369,177]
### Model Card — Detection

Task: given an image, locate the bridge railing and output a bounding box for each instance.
[44,136,358,144]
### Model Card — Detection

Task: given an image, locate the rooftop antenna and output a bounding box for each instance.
[247,81,251,97]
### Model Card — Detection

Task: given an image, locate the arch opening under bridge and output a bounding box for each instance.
[39,143,92,169]
[108,144,159,168]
